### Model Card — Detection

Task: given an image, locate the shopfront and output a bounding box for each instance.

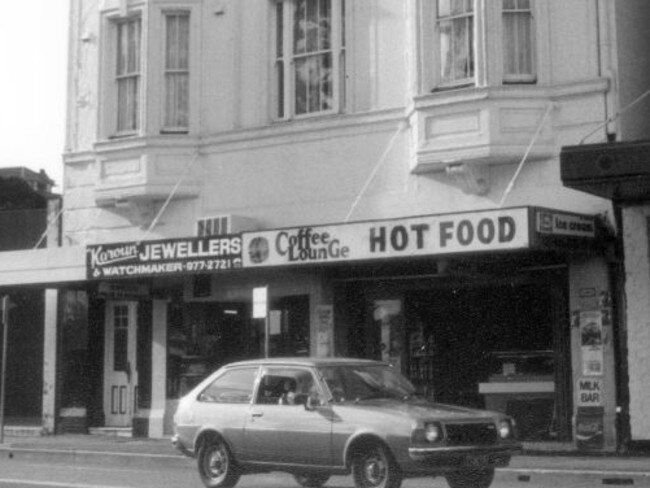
[241,206,619,451]
[75,205,618,450]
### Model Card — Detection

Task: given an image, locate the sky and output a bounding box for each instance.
[0,1,69,190]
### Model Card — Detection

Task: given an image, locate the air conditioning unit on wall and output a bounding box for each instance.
[196,214,257,237]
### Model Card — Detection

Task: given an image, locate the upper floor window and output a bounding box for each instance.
[427,0,537,91]
[502,0,535,82]
[273,0,346,119]
[115,17,141,133]
[163,12,190,131]
[437,0,474,87]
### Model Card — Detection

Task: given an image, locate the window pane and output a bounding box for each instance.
[164,13,190,128]
[276,61,285,118]
[319,0,331,50]
[438,4,473,84]
[306,0,318,52]
[276,2,284,57]
[282,0,340,117]
[116,18,140,132]
[113,306,129,372]
[294,0,307,54]
[165,73,189,127]
[199,368,257,403]
[503,8,533,78]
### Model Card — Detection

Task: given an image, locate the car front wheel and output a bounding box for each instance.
[293,473,331,487]
[351,443,402,488]
[197,438,241,488]
[445,468,495,488]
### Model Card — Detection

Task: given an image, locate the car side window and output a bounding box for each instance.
[198,367,257,404]
[255,368,319,406]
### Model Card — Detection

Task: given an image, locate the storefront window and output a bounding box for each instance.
[61,291,89,408]
[166,295,311,398]
[167,301,253,398]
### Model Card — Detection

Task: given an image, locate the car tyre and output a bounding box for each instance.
[293,473,331,487]
[445,468,495,488]
[352,442,402,488]
[197,437,241,488]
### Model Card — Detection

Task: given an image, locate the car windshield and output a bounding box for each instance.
[317,364,416,402]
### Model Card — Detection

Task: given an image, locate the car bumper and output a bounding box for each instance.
[405,444,520,472]
[171,434,195,458]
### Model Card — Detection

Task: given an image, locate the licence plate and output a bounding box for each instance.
[465,455,491,467]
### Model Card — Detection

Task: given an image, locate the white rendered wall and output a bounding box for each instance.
[622,205,650,441]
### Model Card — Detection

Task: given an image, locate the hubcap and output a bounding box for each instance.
[207,446,227,479]
[363,454,386,486]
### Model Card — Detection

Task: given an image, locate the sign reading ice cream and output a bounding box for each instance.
[243,208,530,267]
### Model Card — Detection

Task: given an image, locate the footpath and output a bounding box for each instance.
[1,434,649,482]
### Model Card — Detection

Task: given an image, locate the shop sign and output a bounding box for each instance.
[536,209,595,238]
[87,235,242,279]
[252,287,268,319]
[576,406,604,450]
[577,378,603,406]
[243,208,529,267]
[579,310,604,376]
[97,282,150,299]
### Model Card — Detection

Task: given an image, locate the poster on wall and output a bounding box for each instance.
[316,305,333,357]
[373,299,403,371]
[579,311,604,376]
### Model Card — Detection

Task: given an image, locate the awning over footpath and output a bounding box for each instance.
[0,207,602,287]
[0,246,86,287]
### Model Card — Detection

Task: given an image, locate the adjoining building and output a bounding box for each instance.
[0,167,60,434]
[4,0,650,452]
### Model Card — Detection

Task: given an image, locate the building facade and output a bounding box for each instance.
[0,168,60,432]
[17,0,644,450]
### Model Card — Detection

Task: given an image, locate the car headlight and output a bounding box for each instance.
[424,422,443,443]
[498,419,513,439]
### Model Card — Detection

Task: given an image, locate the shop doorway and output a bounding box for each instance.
[341,272,572,442]
[103,301,138,427]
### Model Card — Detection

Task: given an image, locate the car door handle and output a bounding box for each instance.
[251,412,264,418]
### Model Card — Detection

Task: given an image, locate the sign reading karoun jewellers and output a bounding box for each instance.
[243,208,531,268]
[87,235,242,279]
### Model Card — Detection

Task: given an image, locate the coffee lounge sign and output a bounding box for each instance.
[243,208,532,268]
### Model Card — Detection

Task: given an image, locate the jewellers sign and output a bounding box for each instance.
[243,208,530,268]
[87,235,242,279]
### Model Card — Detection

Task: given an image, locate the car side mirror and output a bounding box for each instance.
[304,393,322,411]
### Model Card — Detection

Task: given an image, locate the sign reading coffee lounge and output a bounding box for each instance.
[87,235,242,279]
[243,208,531,267]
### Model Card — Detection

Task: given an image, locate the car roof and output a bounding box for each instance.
[222,357,386,369]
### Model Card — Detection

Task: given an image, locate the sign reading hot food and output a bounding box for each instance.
[243,208,530,267]
[87,235,242,279]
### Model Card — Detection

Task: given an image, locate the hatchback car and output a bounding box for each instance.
[172,357,520,488]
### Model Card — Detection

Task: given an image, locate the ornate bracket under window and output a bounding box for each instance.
[445,162,490,196]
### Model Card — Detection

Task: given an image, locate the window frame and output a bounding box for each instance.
[435,0,476,88]
[271,0,346,121]
[420,0,541,93]
[114,16,142,135]
[255,367,323,406]
[162,10,191,133]
[198,367,259,404]
[501,0,536,84]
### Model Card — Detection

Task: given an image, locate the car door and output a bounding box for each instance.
[243,366,334,466]
[191,366,259,458]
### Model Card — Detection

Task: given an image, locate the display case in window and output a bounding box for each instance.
[479,350,556,441]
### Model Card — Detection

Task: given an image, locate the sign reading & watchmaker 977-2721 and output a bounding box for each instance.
[87,235,242,280]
